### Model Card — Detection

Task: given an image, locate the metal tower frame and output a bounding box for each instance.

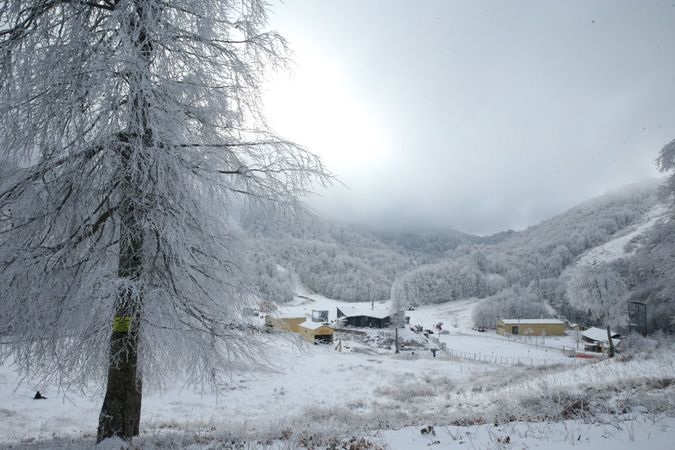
[627,301,647,336]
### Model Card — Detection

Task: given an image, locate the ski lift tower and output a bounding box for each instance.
[627,301,647,336]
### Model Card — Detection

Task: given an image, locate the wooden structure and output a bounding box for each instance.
[496,318,566,336]
[264,316,305,333]
[297,320,334,344]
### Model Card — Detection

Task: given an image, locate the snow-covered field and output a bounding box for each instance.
[383,416,675,450]
[1,292,674,449]
[0,339,488,444]
[406,300,583,366]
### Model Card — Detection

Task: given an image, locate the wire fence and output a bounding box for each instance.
[442,347,599,367]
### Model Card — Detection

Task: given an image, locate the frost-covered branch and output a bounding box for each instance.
[0,0,329,405]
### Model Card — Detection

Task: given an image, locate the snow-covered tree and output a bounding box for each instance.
[658,138,675,204]
[472,286,549,329]
[566,266,627,327]
[389,278,409,354]
[0,0,326,442]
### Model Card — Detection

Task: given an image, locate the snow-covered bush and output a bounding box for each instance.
[374,375,454,403]
[472,286,550,328]
[394,260,489,305]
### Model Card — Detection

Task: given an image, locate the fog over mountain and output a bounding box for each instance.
[264,0,675,234]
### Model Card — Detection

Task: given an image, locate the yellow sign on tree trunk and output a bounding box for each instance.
[112,316,132,333]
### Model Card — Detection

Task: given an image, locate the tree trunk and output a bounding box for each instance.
[97,188,144,442]
[97,317,142,441]
[98,2,153,441]
[606,325,615,358]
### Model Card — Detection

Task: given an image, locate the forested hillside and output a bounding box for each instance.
[571,211,675,333]
[245,180,674,333]
[392,181,662,327]
[621,219,675,330]
[242,208,473,303]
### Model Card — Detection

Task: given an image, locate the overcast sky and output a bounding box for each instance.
[263,0,675,235]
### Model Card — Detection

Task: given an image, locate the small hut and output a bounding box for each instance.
[297,320,334,344]
[581,327,621,353]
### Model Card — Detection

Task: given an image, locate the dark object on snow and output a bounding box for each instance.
[431,349,437,357]
[33,391,47,400]
[420,425,435,435]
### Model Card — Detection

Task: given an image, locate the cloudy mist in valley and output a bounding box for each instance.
[265,0,674,234]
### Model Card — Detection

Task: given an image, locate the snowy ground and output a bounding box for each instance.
[407,300,583,366]
[1,293,674,449]
[382,416,675,450]
[0,338,493,446]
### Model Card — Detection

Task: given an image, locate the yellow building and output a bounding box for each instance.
[264,316,306,333]
[496,319,565,336]
[297,320,334,344]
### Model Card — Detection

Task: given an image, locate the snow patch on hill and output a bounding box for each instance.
[575,203,668,268]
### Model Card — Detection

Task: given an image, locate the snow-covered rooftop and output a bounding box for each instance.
[582,326,620,343]
[337,303,391,319]
[499,319,564,325]
[298,320,332,330]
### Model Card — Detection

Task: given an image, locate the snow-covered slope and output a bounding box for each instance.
[574,203,668,268]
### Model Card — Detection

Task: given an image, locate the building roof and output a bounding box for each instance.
[498,319,565,325]
[298,320,333,331]
[337,304,391,320]
[582,326,620,343]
